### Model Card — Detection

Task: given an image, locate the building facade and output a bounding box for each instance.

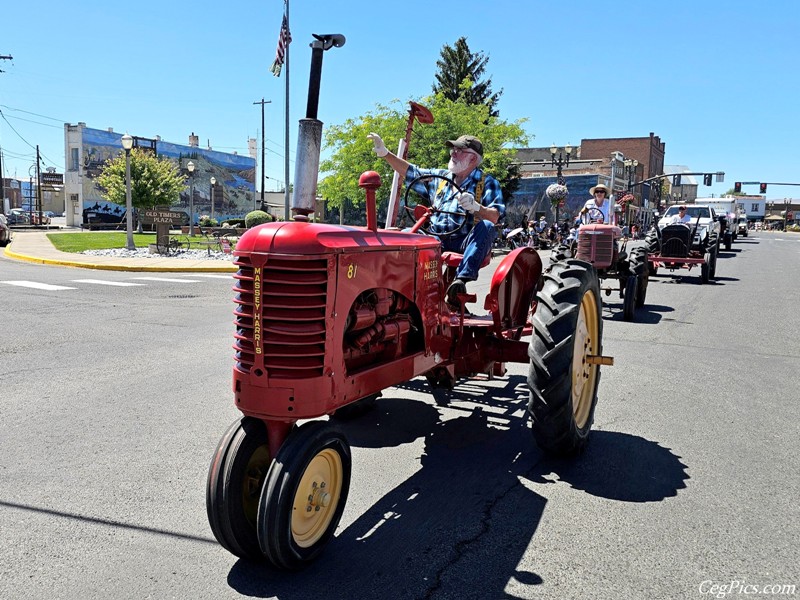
[512,134,665,227]
[63,123,256,227]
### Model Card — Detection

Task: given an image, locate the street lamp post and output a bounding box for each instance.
[210,176,216,221]
[550,144,572,224]
[121,133,135,250]
[187,161,195,236]
[784,199,790,231]
[624,158,639,192]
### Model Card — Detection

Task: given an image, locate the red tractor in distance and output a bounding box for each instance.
[205,34,612,571]
[552,201,649,321]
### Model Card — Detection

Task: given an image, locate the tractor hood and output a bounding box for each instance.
[234,220,441,256]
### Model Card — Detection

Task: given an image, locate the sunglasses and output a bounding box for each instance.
[450,148,479,157]
[595,190,606,194]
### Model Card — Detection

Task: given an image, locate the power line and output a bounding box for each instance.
[0,104,65,122]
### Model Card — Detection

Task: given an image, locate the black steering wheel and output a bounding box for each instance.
[402,174,469,238]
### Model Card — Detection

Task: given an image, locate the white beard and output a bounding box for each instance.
[448,156,470,177]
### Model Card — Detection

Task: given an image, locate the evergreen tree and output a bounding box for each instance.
[432,37,502,117]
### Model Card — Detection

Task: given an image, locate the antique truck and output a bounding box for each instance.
[205,33,612,570]
[646,204,719,283]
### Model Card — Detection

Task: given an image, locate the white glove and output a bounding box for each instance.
[367,132,388,157]
[456,192,481,213]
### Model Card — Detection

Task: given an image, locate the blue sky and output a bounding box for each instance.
[1,0,798,200]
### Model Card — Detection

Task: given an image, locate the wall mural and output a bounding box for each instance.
[80,127,256,223]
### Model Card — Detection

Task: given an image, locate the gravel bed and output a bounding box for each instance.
[81,248,234,260]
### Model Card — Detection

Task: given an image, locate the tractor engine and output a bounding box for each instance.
[343,288,416,372]
[576,224,621,270]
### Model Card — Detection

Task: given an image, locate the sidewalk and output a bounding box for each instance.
[2,229,236,272]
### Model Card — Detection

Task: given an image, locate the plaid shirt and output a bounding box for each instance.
[404,165,504,239]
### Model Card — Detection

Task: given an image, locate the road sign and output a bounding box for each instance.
[40,172,64,185]
[142,209,183,225]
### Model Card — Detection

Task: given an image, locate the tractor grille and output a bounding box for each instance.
[233,255,329,379]
[576,231,614,266]
[661,225,691,258]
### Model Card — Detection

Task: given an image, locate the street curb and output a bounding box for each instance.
[2,245,237,273]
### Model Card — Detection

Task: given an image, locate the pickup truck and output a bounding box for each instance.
[737,216,749,237]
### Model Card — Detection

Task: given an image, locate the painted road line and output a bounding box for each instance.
[129,277,202,283]
[0,280,77,291]
[72,279,147,286]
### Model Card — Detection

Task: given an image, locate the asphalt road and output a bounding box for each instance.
[1,233,798,599]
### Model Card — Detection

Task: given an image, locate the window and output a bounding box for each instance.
[751,203,759,212]
[69,148,79,171]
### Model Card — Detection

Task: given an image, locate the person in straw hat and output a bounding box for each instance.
[580,182,613,224]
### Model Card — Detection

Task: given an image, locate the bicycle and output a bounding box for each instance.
[155,234,192,255]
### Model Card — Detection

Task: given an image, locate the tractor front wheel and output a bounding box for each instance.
[528,259,603,456]
[701,253,711,284]
[206,417,272,561]
[258,421,351,570]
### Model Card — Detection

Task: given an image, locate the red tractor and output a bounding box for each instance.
[552,206,649,321]
[205,34,612,570]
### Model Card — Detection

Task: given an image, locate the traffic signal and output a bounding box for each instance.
[672,175,682,186]
[734,182,742,193]
[703,174,713,186]
[760,183,768,194]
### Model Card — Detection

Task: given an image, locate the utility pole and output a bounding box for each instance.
[253,98,272,212]
[36,146,43,225]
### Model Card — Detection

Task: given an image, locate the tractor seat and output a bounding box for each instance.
[442,251,492,269]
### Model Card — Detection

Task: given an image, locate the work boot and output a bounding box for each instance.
[446,278,467,306]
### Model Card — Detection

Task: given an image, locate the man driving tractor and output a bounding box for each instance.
[367,132,504,306]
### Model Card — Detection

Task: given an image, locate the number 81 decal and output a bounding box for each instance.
[346,263,358,279]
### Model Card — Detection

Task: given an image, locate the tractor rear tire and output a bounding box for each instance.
[707,234,719,279]
[528,259,603,456]
[550,243,573,265]
[645,230,659,276]
[629,246,649,308]
[701,253,711,284]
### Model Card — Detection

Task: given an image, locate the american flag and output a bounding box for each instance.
[269,15,292,77]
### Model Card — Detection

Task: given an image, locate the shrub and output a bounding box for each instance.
[222,218,246,228]
[199,215,219,227]
[245,210,272,228]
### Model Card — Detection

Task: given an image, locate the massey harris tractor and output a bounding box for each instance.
[205,33,612,571]
[551,203,649,322]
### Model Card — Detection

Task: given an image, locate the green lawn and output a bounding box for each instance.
[46,232,210,253]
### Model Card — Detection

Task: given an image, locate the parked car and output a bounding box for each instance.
[7,209,30,225]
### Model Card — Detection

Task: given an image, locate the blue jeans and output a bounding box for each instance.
[440,220,497,281]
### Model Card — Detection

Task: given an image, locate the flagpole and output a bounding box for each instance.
[284,0,290,221]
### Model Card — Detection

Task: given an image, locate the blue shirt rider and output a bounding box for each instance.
[367,133,504,305]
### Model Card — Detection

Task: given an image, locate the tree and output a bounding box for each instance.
[95,148,187,212]
[432,37,502,117]
[317,93,528,221]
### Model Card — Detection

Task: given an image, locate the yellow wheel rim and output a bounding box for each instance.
[291,448,343,548]
[571,289,600,429]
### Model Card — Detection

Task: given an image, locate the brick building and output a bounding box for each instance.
[512,133,667,227]
[579,132,665,180]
